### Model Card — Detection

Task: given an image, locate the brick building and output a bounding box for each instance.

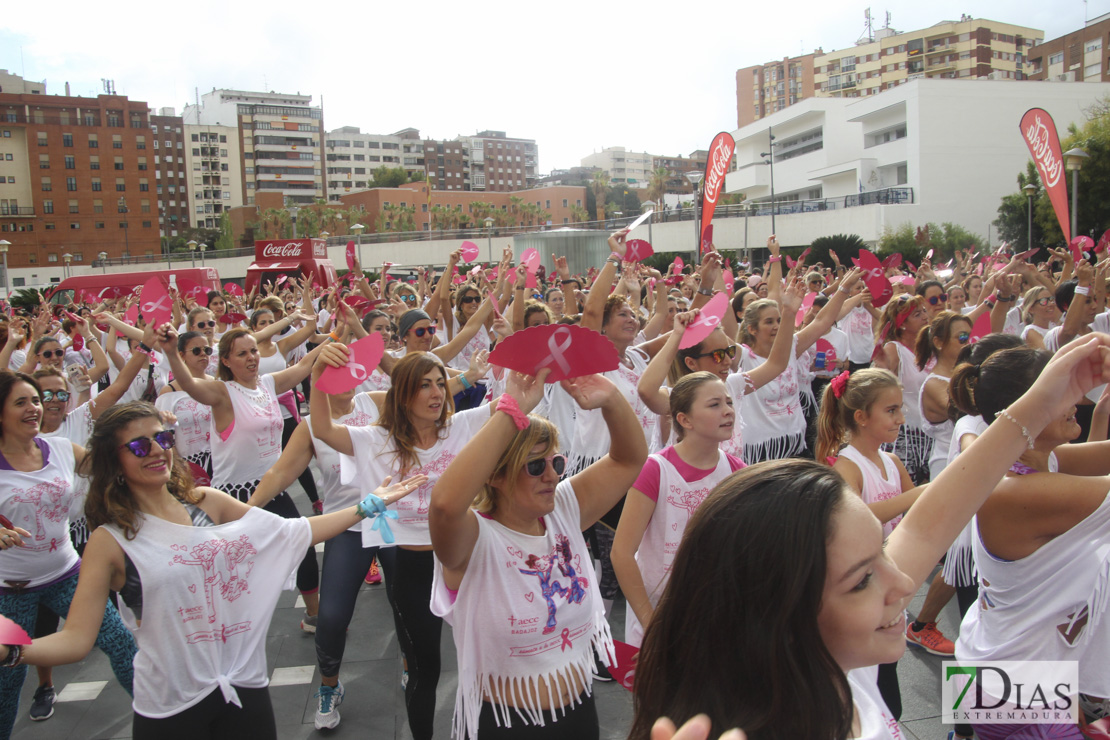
[0,90,159,268]
[149,109,190,240]
[1027,13,1110,82]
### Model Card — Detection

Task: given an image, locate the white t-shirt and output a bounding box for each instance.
[340,406,490,547]
[839,306,875,364]
[155,391,213,463]
[738,338,807,449]
[309,394,379,518]
[848,666,907,739]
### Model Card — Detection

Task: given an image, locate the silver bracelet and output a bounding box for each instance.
[998,408,1035,451]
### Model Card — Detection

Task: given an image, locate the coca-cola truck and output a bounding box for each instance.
[245,238,338,292]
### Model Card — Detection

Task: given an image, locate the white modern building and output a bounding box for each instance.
[581,146,655,188]
[324,126,425,201]
[724,78,1110,246]
[183,123,243,229]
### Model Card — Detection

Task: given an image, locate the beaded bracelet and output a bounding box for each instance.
[998,408,1035,450]
[0,645,22,668]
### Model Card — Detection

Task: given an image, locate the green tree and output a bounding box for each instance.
[646,167,669,204]
[369,166,410,189]
[214,212,234,251]
[809,234,866,265]
[570,205,589,223]
[590,171,610,222]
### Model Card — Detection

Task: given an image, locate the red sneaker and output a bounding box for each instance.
[905,620,955,655]
[364,559,382,585]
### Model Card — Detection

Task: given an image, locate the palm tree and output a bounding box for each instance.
[590,171,610,222]
[508,196,524,227]
[646,167,669,204]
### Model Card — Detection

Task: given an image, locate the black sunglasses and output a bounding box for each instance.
[459,295,481,305]
[195,320,217,328]
[525,454,567,477]
[188,346,214,357]
[413,326,436,338]
[40,349,64,359]
[119,429,176,457]
[927,294,949,305]
[692,345,737,364]
[41,389,71,403]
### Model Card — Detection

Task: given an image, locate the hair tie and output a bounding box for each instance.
[830,370,851,399]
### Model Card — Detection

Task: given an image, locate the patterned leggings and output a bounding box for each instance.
[0,573,136,737]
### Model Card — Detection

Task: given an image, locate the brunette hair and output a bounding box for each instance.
[522,300,554,328]
[874,294,926,344]
[669,372,725,442]
[631,459,853,740]
[0,371,42,439]
[361,309,390,333]
[453,284,481,330]
[815,368,901,464]
[216,328,252,382]
[949,347,1050,424]
[601,294,631,328]
[81,401,201,540]
[473,415,559,514]
[33,336,63,355]
[914,311,972,370]
[731,288,755,319]
[249,308,273,330]
[177,331,205,354]
[375,352,453,475]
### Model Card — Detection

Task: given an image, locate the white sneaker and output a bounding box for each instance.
[314,680,344,730]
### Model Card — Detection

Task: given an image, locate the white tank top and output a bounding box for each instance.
[430,480,614,739]
[210,375,284,488]
[626,450,735,647]
[1021,323,1049,344]
[0,437,79,587]
[917,373,954,480]
[156,391,212,462]
[837,445,903,537]
[738,337,806,446]
[569,348,652,471]
[889,342,928,429]
[447,314,492,372]
[105,508,311,718]
[307,394,379,517]
[841,306,876,364]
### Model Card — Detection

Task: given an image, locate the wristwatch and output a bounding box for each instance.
[697,287,714,297]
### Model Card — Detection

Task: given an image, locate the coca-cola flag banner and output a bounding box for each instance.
[700,132,736,255]
[1020,108,1070,244]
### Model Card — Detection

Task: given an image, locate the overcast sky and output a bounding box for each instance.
[1,0,1106,173]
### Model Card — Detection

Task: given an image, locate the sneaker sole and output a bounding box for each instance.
[905,636,954,656]
[314,712,340,730]
[30,707,54,721]
[301,621,317,634]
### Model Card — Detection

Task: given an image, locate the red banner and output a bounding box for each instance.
[701,132,735,254]
[1019,108,1070,244]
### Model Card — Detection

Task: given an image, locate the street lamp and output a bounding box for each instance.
[288,205,300,238]
[685,171,703,261]
[98,251,108,275]
[484,216,494,264]
[350,223,365,269]
[319,230,330,241]
[186,240,198,268]
[62,252,72,280]
[0,240,9,301]
[1064,147,1089,243]
[641,200,656,246]
[760,129,777,235]
[1022,183,1038,253]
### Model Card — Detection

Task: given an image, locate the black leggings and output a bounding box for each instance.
[382,548,442,740]
[316,531,379,677]
[282,416,319,504]
[132,686,275,740]
[471,693,598,740]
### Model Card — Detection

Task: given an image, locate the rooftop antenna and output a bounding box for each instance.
[101,78,116,95]
[885,11,891,28]
[860,8,874,44]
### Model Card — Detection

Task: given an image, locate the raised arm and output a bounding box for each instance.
[748,278,802,391]
[270,341,327,396]
[274,311,319,356]
[638,312,695,415]
[88,323,155,420]
[582,231,626,332]
[764,236,783,306]
[424,249,460,324]
[431,293,493,364]
[308,344,356,456]
[154,323,229,410]
[795,269,861,353]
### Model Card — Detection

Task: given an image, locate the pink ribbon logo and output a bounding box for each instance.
[142,294,172,316]
[691,313,720,332]
[536,327,573,375]
[346,360,368,382]
[560,628,573,652]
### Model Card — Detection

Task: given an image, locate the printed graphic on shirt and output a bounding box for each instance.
[170,535,257,642]
[11,476,74,550]
[402,451,457,519]
[177,398,212,445]
[515,535,589,635]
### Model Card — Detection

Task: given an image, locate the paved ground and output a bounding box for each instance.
[10,480,964,740]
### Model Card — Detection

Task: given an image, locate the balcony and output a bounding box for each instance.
[0,206,34,217]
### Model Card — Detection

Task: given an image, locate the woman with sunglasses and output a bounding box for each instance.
[915,311,973,482]
[310,349,495,740]
[427,367,646,740]
[0,371,137,737]
[156,324,327,632]
[156,331,216,473]
[614,371,745,651]
[917,280,948,320]
[1020,285,1062,351]
[0,400,423,739]
[394,301,493,368]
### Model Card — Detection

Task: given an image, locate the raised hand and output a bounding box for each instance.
[505,368,550,414]
[651,715,745,740]
[155,322,178,355]
[561,373,618,411]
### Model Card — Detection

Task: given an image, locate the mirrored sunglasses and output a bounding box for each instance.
[119,429,176,458]
[41,389,71,403]
[693,345,738,364]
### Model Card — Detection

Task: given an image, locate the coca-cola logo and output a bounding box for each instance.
[1024,115,1063,188]
[703,136,735,205]
[260,242,305,258]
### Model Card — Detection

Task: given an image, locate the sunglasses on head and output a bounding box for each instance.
[692,344,738,364]
[525,454,567,477]
[195,320,217,328]
[956,331,971,344]
[41,389,71,403]
[413,326,436,338]
[188,346,214,357]
[40,349,64,359]
[119,429,176,458]
[927,294,949,305]
[459,295,481,305]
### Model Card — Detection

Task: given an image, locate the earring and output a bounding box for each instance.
[116,474,125,486]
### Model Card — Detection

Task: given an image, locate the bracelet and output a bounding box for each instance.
[560,279,576,285]
[838,285,851,295]
[458,374,472,390]
[997,408,1035,451]
[0,645,22,668]
[768,256,781,264]
[496,394,530,430]
[996,294,1016,303]
[697,286,714,297]
[135,343,153,356]
[1075,285,1091,296]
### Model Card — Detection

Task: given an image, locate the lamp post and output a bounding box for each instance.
[98,251,108,275]
[761,128,777,235]
[641,200,656,246]
[289,205,300,238]
[350,223,365,268]
[118,197,129,260]
[62,252,72,280]
[685,171,703,262]
[187,240,198,268]
[1064,147,1089,243]
[0,240,9,301]
[484,216,494,264]
[1022,183,1038,253]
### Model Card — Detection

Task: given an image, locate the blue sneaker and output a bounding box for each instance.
[314,681,344,730]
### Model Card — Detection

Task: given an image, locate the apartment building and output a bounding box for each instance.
[0,88,159,268]
[184,89,324,207]
[581,147,654,188]
[1027,13,1110,82]
[182,122,243,230]
[460,131,538,192]
[149,110,190,238]
[324,126,425,200]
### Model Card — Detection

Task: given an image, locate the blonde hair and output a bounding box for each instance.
[1021,285,1049,324]
[669,372,724,442]
[815,369,901,463]
[740,298,779,346]
[472,416,559,514]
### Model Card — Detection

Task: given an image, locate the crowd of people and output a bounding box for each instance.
[0,231,1109,740]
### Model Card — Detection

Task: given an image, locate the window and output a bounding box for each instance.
[112,135,122,149]
[43,200,54,214]
[38,155,49,169]
[64,155,75,169]
[137,157,148,171]
[41,178,51,191]
[139,179,149,192]
[69,200,79,214]
[70,222,80,230]
[62,133,73,147]
[116,179,126,192]
[44,223,55,230]
[142,221,152,228]
[91,178,101,191]
[66,177,77,191]
[93,199,103,213]
[114,156,124,171]
[37,133,47,146]
[136,136,146,149]
[95,221,104,229]
[1086,63,1101,78]
[89,155,100,170]
[1048,52,1064,65]
[1087,39,1103,53]
[140,199,151,213]
[88,134,98,148]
